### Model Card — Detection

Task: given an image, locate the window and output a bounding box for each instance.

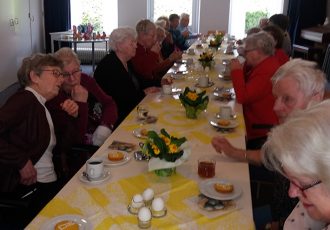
[70,0,118,34]
[148,0,200,33]
[229,0,284,39]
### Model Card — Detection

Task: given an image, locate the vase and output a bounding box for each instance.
[185,108,197,119]
[154,167,176,177]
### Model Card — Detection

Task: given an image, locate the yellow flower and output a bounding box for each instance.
[187,92,198,101]
[152,144,160,155]
[160,135,171,145]
[168,144,178,154]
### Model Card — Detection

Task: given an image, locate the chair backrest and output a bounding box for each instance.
[322,44,330,82]
[0,82,21,108]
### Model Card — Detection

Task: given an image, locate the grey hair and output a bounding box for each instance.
[180,13,190,19]
[109,27,136,52]
[155,19,166,29]
[54,47,80,67]
[272,58,326,99]
[262,99,330,190]
[245,31,275,56]
[17,53,63,87]
[136,19,156,35]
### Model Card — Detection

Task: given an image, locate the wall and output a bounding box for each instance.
[118,0,148,28]
[199,0,230,34]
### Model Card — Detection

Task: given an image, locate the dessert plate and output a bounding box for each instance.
[199,178,242,201]
[195,81,214,88]
[209,118,239,129]
[103,150,131,166]
[79,169,110,184]
[40,214,92,230]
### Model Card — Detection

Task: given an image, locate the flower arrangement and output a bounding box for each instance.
[142,129,190,176]
[198,51,214,69]
[209,31,224,47]
[179,87,209,119]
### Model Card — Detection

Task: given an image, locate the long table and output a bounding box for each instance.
[26,42,254,229]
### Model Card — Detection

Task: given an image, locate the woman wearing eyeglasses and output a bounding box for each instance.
[0,53,68,227]
[262,100,330,229]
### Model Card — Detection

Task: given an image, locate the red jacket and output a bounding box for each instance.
[232,56,280,140]
[274,48,289,66]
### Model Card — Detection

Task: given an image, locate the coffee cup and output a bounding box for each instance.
[137,106,149,119]
[162,84,172,95]
[86,158,104,179]
[198,76,209,87]
[188,48,195,55]
[220,106,232,119]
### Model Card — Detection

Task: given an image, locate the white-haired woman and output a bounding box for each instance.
[94,27,158,124]
[262,99,330,229]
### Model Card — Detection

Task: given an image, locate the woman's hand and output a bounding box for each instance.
[19,160,37,185]
[61,99,79,117]
[71,85,88,102]
[211,136,240,159]
[230,58,243,71]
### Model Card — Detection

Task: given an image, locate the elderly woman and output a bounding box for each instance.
[262,99,330,229]
[212,59,326,228]
[131,19,182,87]
[0,53,67,226]
[95,27,156,125]
[231,31,280,149]
[47,47,118,147]
[263,25,289,65]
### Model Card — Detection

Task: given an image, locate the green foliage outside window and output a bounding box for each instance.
[80,0,104,33]
[245,11,268,33]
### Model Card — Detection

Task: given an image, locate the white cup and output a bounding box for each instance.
[86,158,104,179]
[188,48,195,55]
[220,106,232,119]
[198,76,209,87]
[137,106,149,119]
[162,84,172,95]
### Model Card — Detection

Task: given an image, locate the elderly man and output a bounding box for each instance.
[168,14,190,51]
[131,19,182,87]
[177,13,200,43]
[212,59,326,229]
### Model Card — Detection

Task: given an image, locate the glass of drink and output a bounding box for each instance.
[198,157,216,178]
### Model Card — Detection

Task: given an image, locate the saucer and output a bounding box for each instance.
[195,82,214,88]
[79,169,110,184]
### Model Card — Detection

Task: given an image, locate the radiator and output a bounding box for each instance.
[74,43,108,65]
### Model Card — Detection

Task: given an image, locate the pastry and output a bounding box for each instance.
[214,182,234,193]
[108,151,124,161]
[217,119,230,126]
[140,128,148,136]
[54,220,79,230]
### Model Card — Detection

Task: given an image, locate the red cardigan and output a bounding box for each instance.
[274,48,289,66]
[232,56,280,140]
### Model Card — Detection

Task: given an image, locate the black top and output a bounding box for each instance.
[94,51,145,126]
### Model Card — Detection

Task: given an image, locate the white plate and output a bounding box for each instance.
[199,178,242,201]
[103,150,131,166]
[171,71,188,79]
[195,82,214,88]
[40,214,92,230]
[132,127,149,139]
[209,118,239,129]
[79,169,110,184]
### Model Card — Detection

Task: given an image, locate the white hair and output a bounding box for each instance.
[245,31,275,56]
[262,99,330,190]
[272,58,326,99]
[109,27,136,52]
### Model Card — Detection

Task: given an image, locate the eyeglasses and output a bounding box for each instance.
[290,180,322,192]
[62,69,81,78]
[41,69,63,78]
[244,48,257,54]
